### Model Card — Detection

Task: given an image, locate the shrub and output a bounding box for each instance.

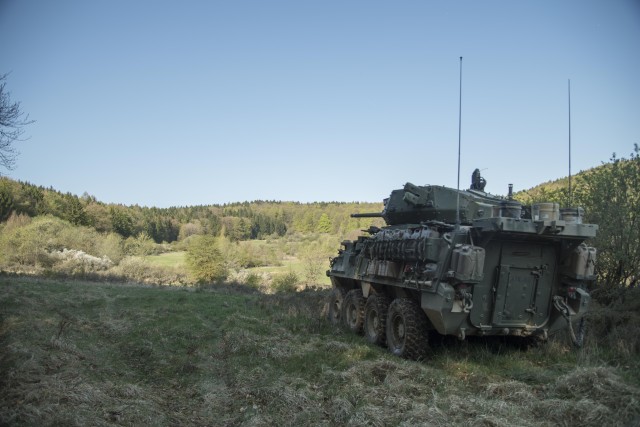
[245,272,263,288]
[58,222,101,254]
[49,248,113,277]
[300,245,325,285]
[227,270,268,291]
[51,248,113,269]
[0,215,68,266]
[123,232,157,256]
[107,256,188,285]
[272,271,299,293]
[96,232,124,264]
[0,215,128,272]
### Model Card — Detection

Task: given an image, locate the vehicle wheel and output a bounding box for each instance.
[341,289,365,334]
[386,298,430,360]
[327,287,346,325]
[364,294,390,346]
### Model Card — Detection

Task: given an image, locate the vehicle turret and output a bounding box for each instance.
[351,170,519,225]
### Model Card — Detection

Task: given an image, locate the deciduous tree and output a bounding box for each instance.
[0,74,34,172]
[185,235,227,284]
[575,145,640,286]
[316,213,332,233]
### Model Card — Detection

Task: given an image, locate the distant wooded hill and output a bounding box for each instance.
[0,177,383,243]
[515,175,572,204]
[1,144,638,287]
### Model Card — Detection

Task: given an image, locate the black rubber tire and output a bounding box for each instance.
[386,298,430,360]
[341,289,366,334]
[364,294,390,346]
[327,287,346,325]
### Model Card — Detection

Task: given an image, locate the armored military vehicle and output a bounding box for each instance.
[327,170,597,359]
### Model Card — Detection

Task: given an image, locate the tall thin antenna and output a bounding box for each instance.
[568,79,572,206]
[456,56,463,230]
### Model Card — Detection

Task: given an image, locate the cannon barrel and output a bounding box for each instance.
[350,212,384,218]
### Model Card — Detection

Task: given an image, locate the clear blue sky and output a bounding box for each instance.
[1,0,639,207]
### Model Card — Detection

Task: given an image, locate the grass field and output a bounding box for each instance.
[1,276,639,426]
[145,250,333,287]
[144,251,188,268]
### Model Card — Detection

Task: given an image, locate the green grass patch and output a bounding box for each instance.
[1,276,639,426]
[144,251,187,268]
[145,248,332,287]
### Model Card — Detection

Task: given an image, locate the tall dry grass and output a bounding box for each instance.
[1,277,639,426]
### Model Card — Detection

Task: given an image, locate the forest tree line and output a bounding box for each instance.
[0,178,382,244]
[0,145,638,289]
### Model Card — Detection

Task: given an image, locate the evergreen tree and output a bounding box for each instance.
[62,193,90,226]
[20,184,44,216]
[110,207,134,238]
[0,180,13,221]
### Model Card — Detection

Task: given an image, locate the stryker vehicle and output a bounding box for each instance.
[327,170,597,359]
